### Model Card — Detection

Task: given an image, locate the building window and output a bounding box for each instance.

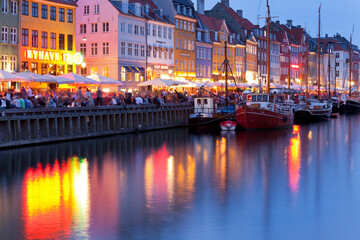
[128,24,132,34]
[102,22,109,32]
[10,1,16,14]
[10,28,16,44]
[59,8,64,22]
[58,33,64,50]
[80,43,86,56]
[50,33,56,49]
[135,72,140,82]
[1,27,8,43]
[121,41,126,55]
[102,66,109,77]
[140,26,145,36]
[140,45,145,57]
[102,42,109,55]
[50,6,56,20]
[41,4,47,19]
[1,55,8,70]
[147,24,150,36]
[31,30,38,47]
[336,70,339,77]
[2,0,8,13]
[121,22,125,33]
[336,53,339,58]
[134,43,139,56]
[176,19,179,29]
[90,67,97,75]
[153,49,157,58]
[10,56,16,71]
[163,27,167,39]
[152,25,156,36]
[168,28,172,39]
[134,25,139,35]
[80,24,86,34]
[21,28,28,46]
[121,67,126,81]
[128,43,132,56]
[184,21,187,31]
[81,66,87,75]
[91,23,98,33]
[84,5,89,15]
[91,43,98,55]
[32,2,38,17]
[22,0,28,15]
[158,25,162,38]
[67,34,73,51]
[94,4,99,14]
[180,20,183,30]
[67,9,73,23]
[41,31,47,48]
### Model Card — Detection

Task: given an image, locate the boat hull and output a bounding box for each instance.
[294,108,332,123]
[235,106,294,130]
[340,100,360,114]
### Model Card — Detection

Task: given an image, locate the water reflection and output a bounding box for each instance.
[1,115,360,239]
[23,157,89,240]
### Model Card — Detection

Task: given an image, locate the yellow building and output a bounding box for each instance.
[20,0,81,76]
[173,2,197,81]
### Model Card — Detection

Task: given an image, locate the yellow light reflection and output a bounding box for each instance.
[289,126,301,195]
[308,131,312,140]
[23,157,90,240]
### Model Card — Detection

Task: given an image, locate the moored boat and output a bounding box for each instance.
[339,96,360,114]
[294,99,332,123]
[235,93,294,130]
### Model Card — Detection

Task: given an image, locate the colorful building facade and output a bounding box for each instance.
[20,0,79,75]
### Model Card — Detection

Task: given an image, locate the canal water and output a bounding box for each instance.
[1,114,360,240]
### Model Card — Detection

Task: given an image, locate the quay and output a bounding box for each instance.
[0,104,193,149]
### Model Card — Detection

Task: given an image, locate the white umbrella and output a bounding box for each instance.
[44,73,75,84]
[59,72,100,85]
[0,69,29,82]
[16,70,57,83]
[137,78,183,87]
[177,80,204,88]
[87,74,123,85]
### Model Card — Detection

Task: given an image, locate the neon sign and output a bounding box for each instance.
[25,50,84,65]
[291,64,300,69]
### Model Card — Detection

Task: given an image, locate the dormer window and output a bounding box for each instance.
[177,4,180,13]
[183,6,186,15]
[189,8,192,16]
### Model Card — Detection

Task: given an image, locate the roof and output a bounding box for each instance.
[197,14,224,32]
[217,3,255,31]
[46,0,77,7]
[129,0,173,24]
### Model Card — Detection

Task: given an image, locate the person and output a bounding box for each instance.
[76,87,83,101]
[10,96,21,109]
[96,87,103,106]
[5,90,13,102]
[46,96,56,108]
[87,97,94,106]
[20,87,27,98]
[27,87,33,97]
[135,95,144,105]
[19,97,25,109]
[0,95,6,109]
[85,88,92,99]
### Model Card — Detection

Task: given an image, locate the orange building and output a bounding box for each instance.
[20,0,81,76]
[173,1,197,81]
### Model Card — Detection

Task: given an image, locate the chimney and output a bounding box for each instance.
[122,0,128,14]
[287,19,292,27]
[221,0,229,8]
[236,10,243,18]
[325,34,328,38]
[197,0,204,15]
[276,20,280,24]
[297,25,301,28]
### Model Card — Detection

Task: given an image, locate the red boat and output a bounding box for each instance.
[236,93,294,130]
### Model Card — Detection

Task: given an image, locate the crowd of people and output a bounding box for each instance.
[0,86,198,110]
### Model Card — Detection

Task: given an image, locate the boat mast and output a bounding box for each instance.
[328,48,331,97]
[306,37,309,97]
[317,4,321,97]
[266,0,271,93]
[224,40,229,106]
[349,34,352,97]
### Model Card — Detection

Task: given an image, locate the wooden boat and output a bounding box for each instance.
[220,120,237,131]
[294,99,332,123]
[235,93,294,130]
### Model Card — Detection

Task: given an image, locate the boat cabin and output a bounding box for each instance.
[247,94,274,103]
[194,97,216,114]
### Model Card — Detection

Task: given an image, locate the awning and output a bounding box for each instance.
[123,66,132,72]
[131,67,145,73]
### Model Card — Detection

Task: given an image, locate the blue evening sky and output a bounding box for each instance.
[201,0,360,45]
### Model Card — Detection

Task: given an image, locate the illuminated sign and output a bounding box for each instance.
[291,64,300,69]
[25,50,84,65]
[153,64,169,70]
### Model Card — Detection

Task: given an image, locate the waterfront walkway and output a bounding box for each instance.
[0,103,193,149]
